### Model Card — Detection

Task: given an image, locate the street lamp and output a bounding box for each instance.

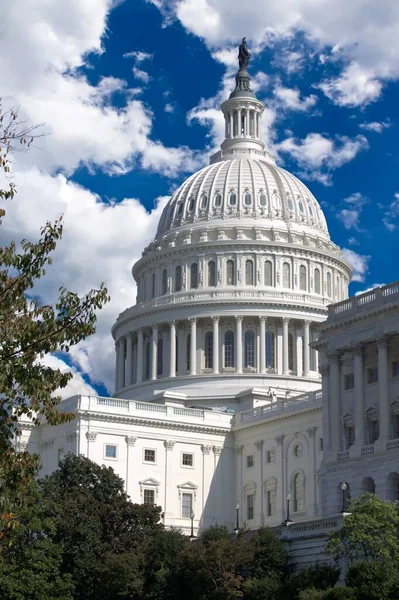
[234,502,240,536]
[189,511,195,541]
[283,492,293,525]
[340,481,347,513]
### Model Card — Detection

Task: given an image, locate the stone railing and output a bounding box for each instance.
[327,281,399,320]
[386,438,399,451]
[75,395,232,429]
[361,444,375,456]
[337,450,349,461]
[118,289,330,320]
[233,389,322,426]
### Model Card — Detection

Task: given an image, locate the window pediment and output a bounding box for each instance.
[177,481,198,499]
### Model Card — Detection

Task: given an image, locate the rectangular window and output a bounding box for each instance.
[105,444,117,459]
[367,366,378,384]
[344,373,354,390]
[392,361,399,377]
[182,492,193,518]
[266,449,275,464]
[369,420,379,444]
[246,454,254,469]
[266,490,275,517]
[143,489,155,505]
[144,449,156,463]
[182,453,194,467]
[345,426,355,449]
[319,438,324,452]
[247,494,254,520]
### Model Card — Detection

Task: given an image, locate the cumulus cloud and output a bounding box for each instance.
[336,192,368,231]
[124,50,154,84]
[318,63,383,107]
[382,192,399,231]
[342,248,370,283]
[274,86,317,111]
[359,120,391,134]
[276,133,368,185]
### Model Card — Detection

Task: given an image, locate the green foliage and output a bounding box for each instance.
[327,494,399,563]
[287,563,341,599]
[0,106,109,541]
[346,560,399,600]
[299,588,356,600]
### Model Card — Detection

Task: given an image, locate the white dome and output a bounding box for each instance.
[156,157,329,240]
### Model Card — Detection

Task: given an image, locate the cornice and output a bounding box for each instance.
[232,403,321,432]
[319,304,399,336]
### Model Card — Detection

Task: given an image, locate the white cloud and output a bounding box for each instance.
[164,103,175,113]
[359,120,391,133]
[274,86,317,112]
[382,192,399,231]
[348,237,359,246]
[336,192,367,231]
[124,50,154,84]
[355,283,385,296]
[276,133,368,185]
[150,0,399,105]
[342,248,370,283]
[41,355,97,399]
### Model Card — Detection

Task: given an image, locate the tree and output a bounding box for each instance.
[39,455,163,600]
[0,105,109,540]
[346,560,399,600]
[326,494,399,563]
[286,564,341,600]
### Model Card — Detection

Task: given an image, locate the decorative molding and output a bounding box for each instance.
[307,427,316,438]
[275,435,284,446]
[125,436,137,446]
[177,481,198,500]
[213,445,223,455]
[201,444,213,454]
[351,343,364,357]
[327,351,341,364]
[139,478,160,499]
[376,335,389,350]
[86,431,97,442]
[235,445,243,455]
[255,440,264,450]
[164,440,175,451]
[66,432,79,442]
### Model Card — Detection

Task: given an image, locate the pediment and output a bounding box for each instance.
[139,477,160,487]
[177,481,198,490]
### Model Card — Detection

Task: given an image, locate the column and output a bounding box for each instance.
[328,352,341,452]
[259,316,266,373]
[255,440,264,525]
[245,109,249,135]
[212,316,220,374]
[229,112,233,138]
[169,321,176,378]
[163,440,175,522]
[85,431,97,460]
[151,325,158,381]
[296,328,303,376]
[319,355,330,452]
[125,436,137,497]
[136,329,143,384]
[126,333,133,387]
[114,342,120,392]
[189,317,197,375]
[353,344,365,449]
[378,336,390,443]
[282,318,290,375]
[117,337,125,389]
[235,446,243,526]
[275,435,285,523]
[303,320,310,376]
[238,108,242,135]
[236,316,243,374]
[201,445,213,526]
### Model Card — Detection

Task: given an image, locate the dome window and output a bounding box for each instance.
[214,192,222,207]
[175,266,182,292]
[264,261,273,286]
[190,263,198,289]
[314,268,321,294]
[244,330,255,368]
[229,192,237,206]
[200,194,208,209]
[208,261,216,287]
[245,259,254,285]
[177,203,183,215]
[188,198,194,212]
[309,205,313,217]
[287,197,294,211]
[224,331,235,368]
[259,193,267,207]
[244,192,252,206]
[299,265,307,291]
[226,260,235,285]
[298,201,304,213]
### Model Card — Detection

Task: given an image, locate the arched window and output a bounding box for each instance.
[224,331,235,368]
[186,333,191,371]
[299,265,307,291]
[293,472,304,512]
[229,192,237,206]
[188,198,194,212]
[205,332,213,369]
[214,192,222,207]
[162,269,168,295]
[298,201,304,213]
[157,338,163,376]
[287,196,294,210]
[259,193,267,207]
[175,266,182,292]
[309,205,313,217]
[200,194,208,209]
[151,272,156,298]
[264,261,273,286]
[245,260,254,285]
[266,331,275,369]
[244,330,255,368]
[226,260,235,285]
[288,333,294,371]
[208,261,216,287]
[177,202,183,215]
[265,479,276,517]
[145,341,151,380]
[327,272,332,297]
[190,263,198,289]
[282,263,291,288]
[244,191,252,205]
[314,268,321,294]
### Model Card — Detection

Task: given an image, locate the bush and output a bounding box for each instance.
[346,560,399,600]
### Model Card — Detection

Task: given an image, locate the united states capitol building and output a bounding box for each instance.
[21,47,399,563]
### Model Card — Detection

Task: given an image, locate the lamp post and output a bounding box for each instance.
[189,511,195,541]
[234,502,240,536]
[284,492,293,525]
[340,481,347,513]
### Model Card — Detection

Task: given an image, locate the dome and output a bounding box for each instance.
[156,157,329,240]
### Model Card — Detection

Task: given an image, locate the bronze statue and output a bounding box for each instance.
[238,37,250,70]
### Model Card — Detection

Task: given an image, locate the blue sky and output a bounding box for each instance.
[1,0,398,396]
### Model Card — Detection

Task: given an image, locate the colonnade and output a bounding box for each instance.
[323,335,392,454]
[224,108,260,139]
[115,316,318,391]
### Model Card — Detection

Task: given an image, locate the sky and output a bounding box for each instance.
[1,0,398,398]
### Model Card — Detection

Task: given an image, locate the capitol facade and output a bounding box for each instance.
[21,50,399,566]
